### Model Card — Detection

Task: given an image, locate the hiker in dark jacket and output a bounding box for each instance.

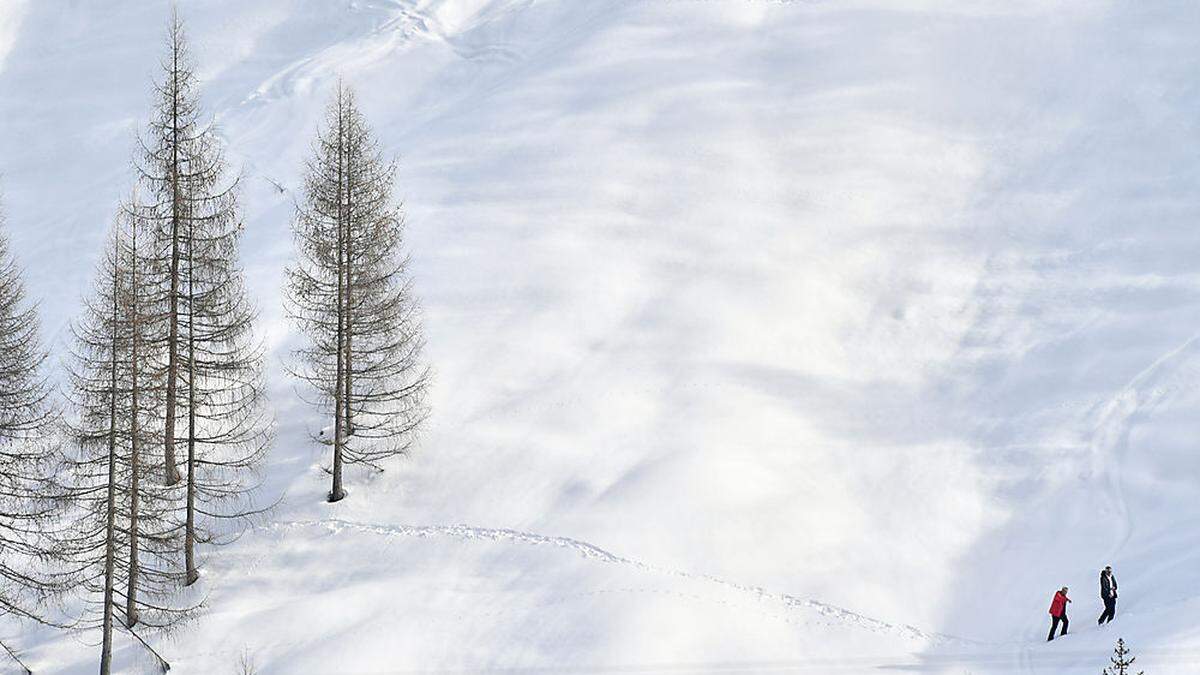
[1098,566,1118,625]
[1047,586,1070,641]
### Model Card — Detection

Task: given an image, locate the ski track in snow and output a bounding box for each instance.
[237,0,520,111]
[268,518,973,648]
[1087,332,1200,559]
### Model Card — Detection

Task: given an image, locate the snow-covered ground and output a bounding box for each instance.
[3,0,1200,672]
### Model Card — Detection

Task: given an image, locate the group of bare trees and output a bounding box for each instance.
[0,11,428,675]
[61,214,191,673]
[54,15,271,672]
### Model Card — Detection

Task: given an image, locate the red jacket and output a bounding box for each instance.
[1049,591,1070,617]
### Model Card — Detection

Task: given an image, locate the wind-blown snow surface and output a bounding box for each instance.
[3,0,1200,672]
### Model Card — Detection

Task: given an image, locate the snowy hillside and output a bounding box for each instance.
[3,0,1200,672]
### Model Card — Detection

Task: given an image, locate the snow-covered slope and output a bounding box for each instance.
[3,0,1200,672]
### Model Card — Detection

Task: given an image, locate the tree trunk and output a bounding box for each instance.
[100,268,120,675]
[162,26,183,487]
[329,86,347,504]
[126,223,141,629]
[184,219,198,585]
[330,227,347,501]
[343,99,354,438]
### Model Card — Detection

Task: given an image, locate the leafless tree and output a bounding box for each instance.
[0,195,69,669]
[132,12,273,584]
[60,209,194,674]
[1103,638,1144,675]
[133,10,222,487]
[287,83,430,502]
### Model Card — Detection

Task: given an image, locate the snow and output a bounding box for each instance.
[0,2,25,76]
[2,0,1200,672]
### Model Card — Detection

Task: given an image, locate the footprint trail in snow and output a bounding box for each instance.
[272,518,974,647]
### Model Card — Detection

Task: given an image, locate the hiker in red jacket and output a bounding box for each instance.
[1047,586,1071,641]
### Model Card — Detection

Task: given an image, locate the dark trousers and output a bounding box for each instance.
[1047,614,1068,641]
[1098,597,1116,624]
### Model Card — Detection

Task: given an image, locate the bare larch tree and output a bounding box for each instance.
[0,197,68,669]
[60,210,193,675]
[287,83,430,502]
[134,12,272,584]
[134,10,215,486]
